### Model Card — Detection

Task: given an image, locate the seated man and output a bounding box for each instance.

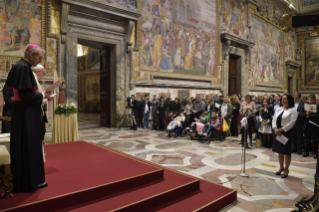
[167,112,185,131]
[199,111,220,136]
[191,96,205,121]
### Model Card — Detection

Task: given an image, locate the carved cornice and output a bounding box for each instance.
[61,3,70,36]
[126,20,135,53]
[221,33,255,63]
[61,0,141,20]
[221,33,255,49]
[286,60,301,68]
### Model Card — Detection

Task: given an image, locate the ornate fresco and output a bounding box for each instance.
[89,0,138,12]
[285,30,295,61]
[304,37,319,87]
[250,16,284,86]
[222,0,247,40]
[139,0,217,78]
[0,0,42,57]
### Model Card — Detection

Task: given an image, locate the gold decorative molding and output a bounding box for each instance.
[251,14,284,32]
[46,0,61,77]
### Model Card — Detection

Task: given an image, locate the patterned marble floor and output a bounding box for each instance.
[75,127,316,212]
[78,113,101,130]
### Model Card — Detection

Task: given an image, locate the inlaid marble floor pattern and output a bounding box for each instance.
[77,128,315,212]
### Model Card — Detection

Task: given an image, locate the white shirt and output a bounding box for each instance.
[294,101,300,109]
[272,107,297,132]
[221,103,228,117]
[144,101,149,114]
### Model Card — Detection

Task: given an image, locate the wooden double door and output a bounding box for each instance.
[100,46,111,127]
[229,55,241,96]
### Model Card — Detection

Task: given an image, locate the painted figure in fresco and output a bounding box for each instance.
[0,7,11,52]
[8,0,38,48]
[28,14,41,46]
[208,48,216,76]
[174,47,182,68]
[177,27,186,58]
[140,39,152,67]
[151,34,164,70]
[161,45,170,70]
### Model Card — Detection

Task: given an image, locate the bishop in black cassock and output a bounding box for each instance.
[5,44,50,192]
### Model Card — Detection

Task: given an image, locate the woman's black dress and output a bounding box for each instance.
[2,86,13,133]
[231,102,240,137]
[272,111,293,155]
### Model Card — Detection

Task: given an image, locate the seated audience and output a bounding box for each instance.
[191,96,205,121]
[167,112,185,131]
[199,111,220,136]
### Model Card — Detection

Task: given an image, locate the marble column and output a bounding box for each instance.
[64,29,78,106]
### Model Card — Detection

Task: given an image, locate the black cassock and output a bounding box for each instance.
[2,86,13,133]
[5,59,45,192]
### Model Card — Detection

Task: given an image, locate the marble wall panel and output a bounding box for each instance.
[130,87,221,100]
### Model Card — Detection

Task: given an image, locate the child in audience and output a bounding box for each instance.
[192,114,207,133]
[199,111,220,136]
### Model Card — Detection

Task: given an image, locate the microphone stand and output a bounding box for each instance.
[240,124,249,177]
[239,106,270,177]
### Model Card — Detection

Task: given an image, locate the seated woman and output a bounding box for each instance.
[258,99,273,148]
[199,111,220,136]
[184,99,193,126]
[167,112,185,131]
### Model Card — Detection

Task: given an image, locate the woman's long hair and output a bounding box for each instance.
[230,95,238,104]
[282,94,294,108]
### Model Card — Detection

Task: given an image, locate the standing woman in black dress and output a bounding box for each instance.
[2,86,13,133]
[230,95,240,137]
[272,94,297,178]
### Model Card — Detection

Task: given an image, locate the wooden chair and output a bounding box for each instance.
[0,145,13,198]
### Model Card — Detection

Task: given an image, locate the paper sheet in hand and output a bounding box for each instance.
[50,93,57,98]
[45,79,61,93]
[215,103,220,108]
[304,104,317,113]
[276,135,288,145]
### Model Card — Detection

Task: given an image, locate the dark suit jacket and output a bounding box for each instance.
[294,100,304,128]
[131,99,139,115]
[205,103,215,113]
[299,103,319,131]
[140,100,151,114]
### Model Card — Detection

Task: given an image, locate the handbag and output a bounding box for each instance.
[222,118,229,132]
[216,117,223,132]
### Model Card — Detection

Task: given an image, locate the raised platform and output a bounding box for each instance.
[0,141,236,212]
